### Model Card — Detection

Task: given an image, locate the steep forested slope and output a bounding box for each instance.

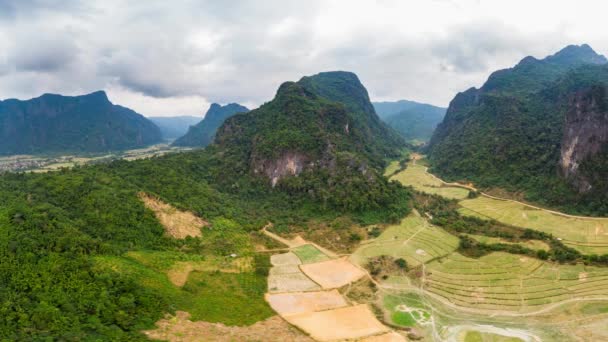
[213,71,409,212]
[0,91,162,154]
[172,103,248,147]
[428,44,608,214]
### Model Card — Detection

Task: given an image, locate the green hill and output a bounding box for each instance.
[373,100,446,142]
[0,71,411,340]
[172,103,249,147]
[213,71,408,211]
[0,91,162,155]
[427,44,608,214]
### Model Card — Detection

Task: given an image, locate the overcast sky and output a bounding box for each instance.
[1,0,607,117]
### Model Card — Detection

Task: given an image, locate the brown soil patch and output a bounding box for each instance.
[139,192,207,239]
[143,311,313,342]
[266,290,348,316]
[268,272,321,293]
[167,258,252,287]
[284,304,390,341]
[360,331,407,342]
[271,252,301,266]
[301,257,366,289]
[269,264,301,276]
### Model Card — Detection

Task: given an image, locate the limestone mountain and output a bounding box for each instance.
[211,71,407,211]
[0,91,162,155]
[427,44,608,214]
[172,103,249,147]
[373,100,446,142]
[149,116,201,140]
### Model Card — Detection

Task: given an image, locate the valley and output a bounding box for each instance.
[0,143,193,173]
[2,46,608,341]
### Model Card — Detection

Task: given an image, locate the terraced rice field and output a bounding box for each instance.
[459,197,608,254]
[390,163,470,200]
[424,252,608,313]
[351,214,459,268]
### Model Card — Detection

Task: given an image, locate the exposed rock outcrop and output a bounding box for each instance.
[252,152,311,187]
[560,85,608,192]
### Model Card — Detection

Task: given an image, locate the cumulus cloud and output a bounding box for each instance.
[0,0,605,116]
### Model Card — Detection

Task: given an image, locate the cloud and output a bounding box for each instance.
[9,32,79,72]
[0,0,605,115]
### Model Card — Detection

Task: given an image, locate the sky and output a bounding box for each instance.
[1,0,607,117]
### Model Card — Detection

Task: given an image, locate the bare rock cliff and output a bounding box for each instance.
[560,85,608,192]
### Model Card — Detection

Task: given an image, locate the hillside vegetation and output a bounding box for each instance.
[428,44,608,215]
[0,71,411,340]
[0,91,162,155]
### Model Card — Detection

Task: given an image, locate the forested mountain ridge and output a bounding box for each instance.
[0,91,162,155]
[373,100,446,142]
[172,103,249,147]
[428,44,608,214]
[212,71,409,211]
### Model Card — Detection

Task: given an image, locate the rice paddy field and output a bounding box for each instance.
[459,197,608,254]
[424,251,608,314]
[350,214,459,268]
[390,162,470,200]
[376,157,608,341]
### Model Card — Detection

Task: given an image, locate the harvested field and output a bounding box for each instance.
[292,244,330,264]
[271,252,301,266]
[300,257,366,289]
[139,192,207,239]
[360,332,407,342]
[425,252,608,313]
[265,290,348,315]
[268,271,321,293]
[284,304,390,341]
[390,163,470,200]
[268,252,320,292]
[459,196,608,254]
[351,214,459,269]
[144,311,313,342]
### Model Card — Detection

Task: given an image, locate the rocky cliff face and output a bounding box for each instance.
[252,151,310,187]
[560,85,608,192]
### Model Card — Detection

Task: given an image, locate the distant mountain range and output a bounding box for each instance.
[0,91,161,155]
[373,100,446,142]
[149,116,201,140]
[173,103,249,147]
[428,44,608,214]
